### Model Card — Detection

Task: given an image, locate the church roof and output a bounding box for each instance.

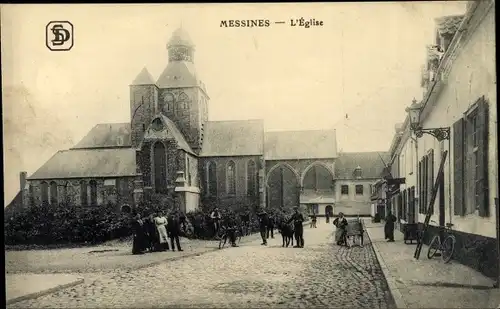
[131,67,156,86]
[264,130,337,160]
[27,148,136,180]
[335,152,390,180]
[156,61,199,88]
[167,27,195,48]
[72,123,131,149]
[435,15,464,37]
[200,120,264,157]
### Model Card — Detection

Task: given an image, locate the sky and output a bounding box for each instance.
[1,2,467,206]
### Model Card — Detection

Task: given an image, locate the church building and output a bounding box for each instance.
[15,27,389,216]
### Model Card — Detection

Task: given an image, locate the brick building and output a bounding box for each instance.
[13,27,388,216]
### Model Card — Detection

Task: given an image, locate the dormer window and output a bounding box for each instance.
[353,166,363,179]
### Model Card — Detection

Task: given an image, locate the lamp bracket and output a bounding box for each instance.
[413,126,450,141]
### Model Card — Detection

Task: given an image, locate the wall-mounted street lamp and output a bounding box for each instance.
[405,98,450,141]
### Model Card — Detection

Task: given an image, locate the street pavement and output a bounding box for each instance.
[8,223,396,308]
[365,221,500,309]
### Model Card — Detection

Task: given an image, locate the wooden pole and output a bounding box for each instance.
[495,197,499,288]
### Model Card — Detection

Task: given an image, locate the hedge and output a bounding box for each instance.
[4,202,308,247]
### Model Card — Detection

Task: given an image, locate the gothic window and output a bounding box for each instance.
[163,92,174,113]
[206,161,217,196]
[50,181,58,205]
[247,160,257,196]
[153,141,168,193]
[151,117,164,131]
[41,181,49,205]
[178,93,189,110]
[80,181,88,206]
[29,184,35,206]
[89,180,98,206]
[226,160,236,195]
[186,156,192,186]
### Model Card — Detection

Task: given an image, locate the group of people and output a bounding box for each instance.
[257,206,306,248]
[131,210,187,255]
[332,211,398,246]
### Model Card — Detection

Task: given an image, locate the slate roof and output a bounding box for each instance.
[264,130,337,160]
[167,27,195,48]
[335,152,390,179]
[131,67,156,86]
[156,61,199,89]
[200,120,264,157]
[143,114,195,155]
[72,123,131,149]
[435,15,464,37]
[27,148,136,180]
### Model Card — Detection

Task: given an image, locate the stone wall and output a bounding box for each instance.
[24,177,135,209]
[130,85,156,148]
[158,87,206,153]
[199,156,262,210]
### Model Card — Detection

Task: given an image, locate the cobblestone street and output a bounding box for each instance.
[9,223,395,308]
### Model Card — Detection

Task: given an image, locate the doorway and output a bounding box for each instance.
[325,205,333,216]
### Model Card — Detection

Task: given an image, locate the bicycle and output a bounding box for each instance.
[218,226,241,249]
[241,221,251,236]
[427,220,456,263]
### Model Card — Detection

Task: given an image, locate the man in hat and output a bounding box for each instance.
[288,206,305,248]
[257,209,269,245]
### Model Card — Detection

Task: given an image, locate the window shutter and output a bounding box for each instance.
[423,155,429,214]
[428,149,435,214]
[453,118,465,216]
[418,161,422,213]
[477,98,489,217]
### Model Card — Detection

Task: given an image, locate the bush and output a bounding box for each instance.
[4,203,133,246]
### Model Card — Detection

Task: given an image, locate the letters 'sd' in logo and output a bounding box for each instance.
[46,21,74,51]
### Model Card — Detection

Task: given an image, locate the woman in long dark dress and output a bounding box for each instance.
[384,211,397,242]
[132,213,147,255]
[333,212,348,246]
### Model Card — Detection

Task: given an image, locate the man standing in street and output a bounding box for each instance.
[288,206,305,248]
[257,209,269,245]
[167,211,183,251]
[267,211,275,239]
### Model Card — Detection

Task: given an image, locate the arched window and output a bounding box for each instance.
[89,180,98,206]
[29,184,35,206]
[226,160,236,195]
[61,182,68,205]
[207,161,217,196]
[186,156,191,186]
[153,141,167,193]
[49,181,58,205]
[178,92,189,110]
[40,181,49,205]
[80,181,88,206]
[163,92,174,113]
[247,160,256,196]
